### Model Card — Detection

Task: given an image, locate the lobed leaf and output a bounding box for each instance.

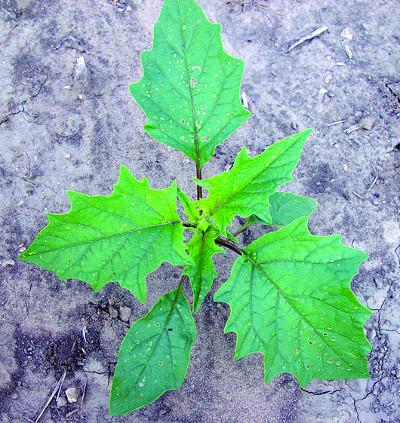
[130,0,250,168]
[110,288,197,415]
[183,228,225,312]
[214,217,371,387]
[19,166,188,303]
[249,191,317,227]
[195,129,312,235]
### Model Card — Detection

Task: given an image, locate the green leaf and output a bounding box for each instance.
[110,288,197,415]
[195,129,312,235]
[177,186,200,225]
[214,217,371,387]
[130,0,250,168]
[249,192,317,227]
[183,228,224,312]
[19,166,188,303]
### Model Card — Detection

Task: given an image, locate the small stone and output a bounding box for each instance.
[318,88,328,95]
[110,307,119,319]
[57,396,67,407]
[341,28,353,40]
[2,259,15,267]
[11,392,18,400]
[73,57,91,99]
[383,221,400,244]
[325,74,333,84]
[65,153,71,159]
[65,387,79,403]
[342,163,349,171]
[119,306,132,322]
[344,44,353,59]
[126,5,132,11]
[358,116,375,130]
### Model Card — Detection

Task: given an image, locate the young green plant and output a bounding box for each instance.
[19,0,372,416]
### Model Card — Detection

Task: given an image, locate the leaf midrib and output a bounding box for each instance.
[27,221,181,256]
[206,142,298,219]
[176,1,201,169]
[119,288,186,406]
[192,230,210,309]
[243,252,357,369]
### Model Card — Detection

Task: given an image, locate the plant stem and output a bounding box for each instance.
[233,220,254,237]
[196,164,203,201]
[176,273,186,294]
[215,237,243,256]
[183,223,197,229]
[167,273,187,314]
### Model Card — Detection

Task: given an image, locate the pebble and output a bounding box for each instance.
[11,393,18,400]
[57,396,67,407]
[73,57,91,99]
[341,28,354,40]
[344,44,353,59]
[119,306,132,322]
[383,221,400,244]
[359,116,375,130]
[1,259,15,267]
[110,307,119,319]
[65,387,79,403]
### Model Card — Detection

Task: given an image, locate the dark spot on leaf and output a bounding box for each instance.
[167,328,173,332]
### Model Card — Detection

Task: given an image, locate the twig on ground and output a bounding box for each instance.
[65,409,79,418]
[345,139,357,149]
[82,326,87,343]
[32,370,67,423]
[343,124,360,134]
[288,26,328,51]
[56,371,67,401]
[352,191,364,200]
[80,378,88,408]
[327,120,345,127]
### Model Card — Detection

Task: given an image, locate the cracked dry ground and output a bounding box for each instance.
[0,0,399,422]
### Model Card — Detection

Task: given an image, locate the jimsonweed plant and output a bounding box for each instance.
[20,0,371,415]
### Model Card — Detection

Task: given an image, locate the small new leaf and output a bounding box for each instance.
[214,217,371,387]
[195,129,312,234]
[110,288,197,415]
[183,228,225,312]
[19,166,188,303]
[249,192,317,227]
[177,186,200,225]
[130,0,250,168]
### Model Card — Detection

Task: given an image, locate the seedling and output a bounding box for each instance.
[19,0,371,415]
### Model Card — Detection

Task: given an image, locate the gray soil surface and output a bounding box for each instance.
[1,0,399,422]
